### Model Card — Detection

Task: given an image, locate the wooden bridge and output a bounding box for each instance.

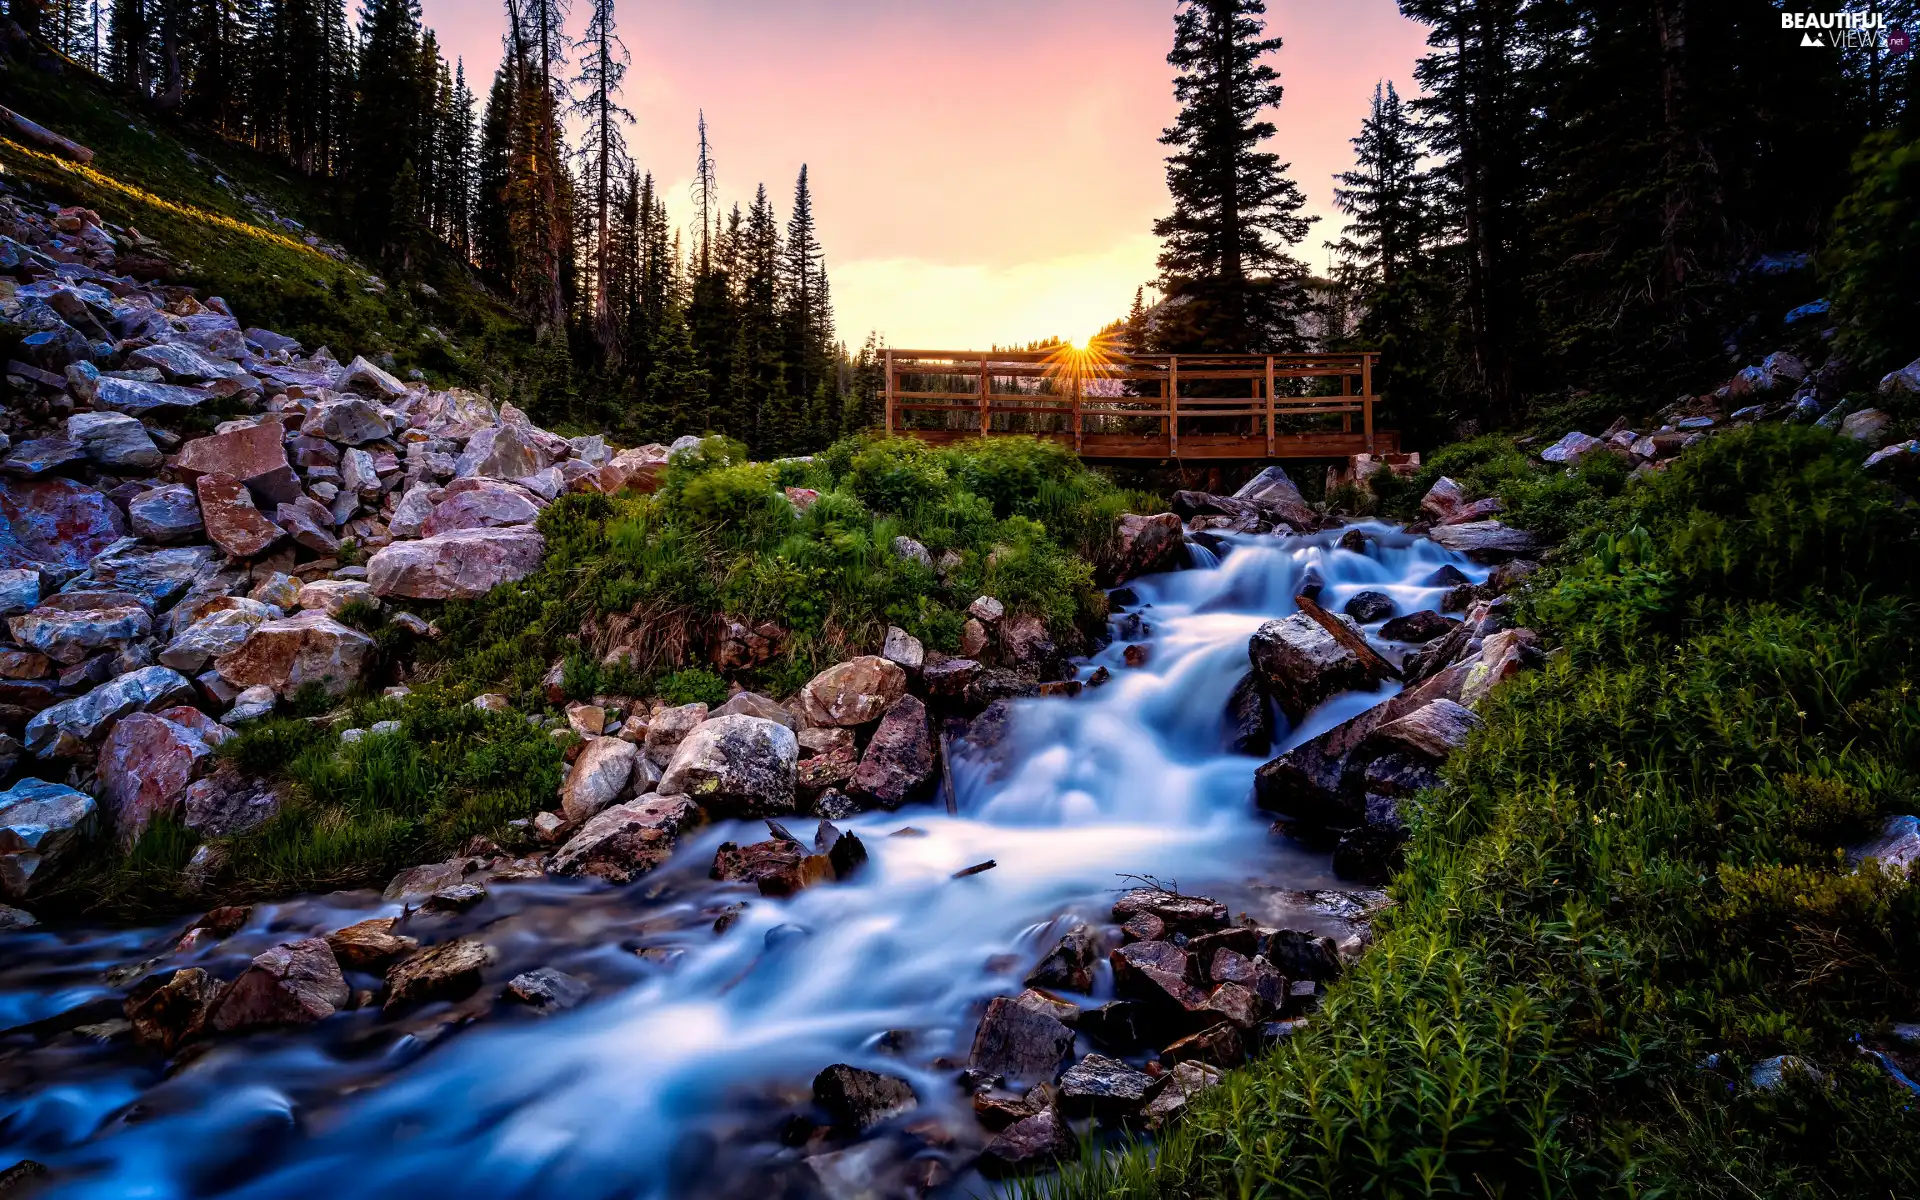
[882,348,1395,461]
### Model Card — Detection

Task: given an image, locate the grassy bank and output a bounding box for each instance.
[42,436,1159,915]
[1033,424,1920,1198]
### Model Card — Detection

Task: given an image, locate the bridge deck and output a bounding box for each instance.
[882,348,1393,461]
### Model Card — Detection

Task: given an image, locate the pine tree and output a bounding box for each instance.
[1152,0,1313,353]
[782,164,834,427]
[443,59,478,258]
[729,183,787,454]
[348,0,429,259]
[693,110,717,275]
[570,0,633,361]
[474,59,516,283]
[502,0,569,333]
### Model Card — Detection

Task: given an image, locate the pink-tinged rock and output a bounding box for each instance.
[128,483,203,544]
[1460,628,1540,708]
[366,526,546,600]
[456,421,557,480]
[1419,476,1467,523]
[1443,497,1505,525]
[174,419,301,505]
[213,610,374,697]
[849,694,934,808]
[1231,465,1317,531]
[207,938,350,1031]
[274,499,340,554]
[559,735,640,823]
[560,459,603,494]
[9,592,153,664]
[196,473,286,558]
[1369,698,1482,760]
[159,601,277,672]
[387,482,435,538]
[1539,431,1603,465]
[784,486,820,512]
[296,579,377,615]
[1104,512,1185,585]
[799,656,909,727]
[597,444,671,495]
[91,375,212,415]
[96,708,233,842]
[0,477,127,572]
[24,666,198,757]
[420,478,542,537]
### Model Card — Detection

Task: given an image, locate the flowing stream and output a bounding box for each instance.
[0,522,1484,1198]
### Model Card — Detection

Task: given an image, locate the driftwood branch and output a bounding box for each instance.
[0,105,94,164]
[1295,592,1403,682]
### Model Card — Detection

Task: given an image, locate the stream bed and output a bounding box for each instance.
[0,522,1484,1198]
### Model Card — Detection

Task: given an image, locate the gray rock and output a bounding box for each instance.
[335,355,408,399]
[848,694,934,809]
[548,794,704,883]
[1249,611,1378,724]
[506,966,591,1012]
[1846,814,1919,878]
[0,777,96,899]
[891,536,933,568]
[0,901,37,929]
[881,625,924,672]
[559,735,639,823]
[66,540,216,609]
[978,1105,1077,1177]
[1539,431,1603,464]
[0,568,39,617]
[1059,1053,1156,1121]
[1427,520,1545,564]
[66,412,161,469]
[92,375,211,414]
[1342,590,1396,623]
[1025,922,1100,993]
[9,593,153,664]
[301,396,391,446]
[384,939,497,1011]
[967,993,1076,1083]
[658,715,798,817]
[127,483,204,543]
[125,341,247,383]
[812,1063,917,1132]
[1369,698,1482,760]
[24,666,196,757]
[208,938,350,1031]
[0,437,88,478]
[643,702,708,767]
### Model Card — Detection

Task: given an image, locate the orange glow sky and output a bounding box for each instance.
[419,0,1433,349]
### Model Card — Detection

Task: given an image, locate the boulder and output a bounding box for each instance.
[9,592,152,664]
[1226,671,1273,756]
[69,541,215,609]
[0,437,88,478]
[159,601,277,672]
[275,502,340,554]
[1369,698,1481,760]
[24,666,196,757]
[1840,408,1892,445]
[643,702,708,767]
[891,536,933,568]
[597,444,671,494]
[1460,628,1539,707]
[384,939,496,1011]
[1538,431,1603,464]
[294,579,376,616]
[978,1106,1077,1178]
[559,735,639,822]
[1419,477,1468,523]
[420,478,542,537]
[1342,591,1395,623]
[713,690,797,728]
[848,694,934,808]
[0,777,96,899]
[506,967,591,1012]
[325,916,419,971]
[1249,611,1379,723]
[968,993,1077,1082]
[711,837,833,896]
[657,715,798,817]
[1427,520,1544,564]
[366,526,546,600]
[456,421,558,480]
[1104,512,1185,584]
[208,938,350,1031]
[1847,814,1919,878]
[213,610,374,698]
[126,341,246,383]
[1000,613,1060,676]
[182,766,281,837]
[548,794,704,883]
[1111,940,1210,1025]
[95,708,231,842]
[799,656,908,727]
[0,569,38,616]
[196,473,285,558]
[124,966,220,1051]
[881,626,924,672]
[1059,1053,1156,1121]
[1025,922,1100,993]
[336,355,407,399]
[1110,887,1229,932]
[813,1064,918,1132]
[91,376,211,415]
[1379,610,1457,643]
[0,477,127,573]
[1143,1060,1222,1128]
[172,420,301,507]
[300,396,391,445]
[66,412,161,470]
[1232,465,1316,530]
[128,483,204,544]
[387,482,435,538]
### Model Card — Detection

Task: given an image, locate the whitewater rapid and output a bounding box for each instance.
[0,522,1484,1198]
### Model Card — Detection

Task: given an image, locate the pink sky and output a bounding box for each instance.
[419,0,1433,349]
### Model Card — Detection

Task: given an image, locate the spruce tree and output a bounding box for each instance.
[1152,0,1313,353]
[570,0,633,361]
[782,164,833,425]
[474,59,516,283]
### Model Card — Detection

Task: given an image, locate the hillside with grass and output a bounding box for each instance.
[0,65,532,390]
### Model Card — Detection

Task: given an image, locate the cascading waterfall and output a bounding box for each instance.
[0,521,1484,1198]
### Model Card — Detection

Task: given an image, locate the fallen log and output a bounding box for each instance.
[1294,593,1403,682]
[0,105,95,164]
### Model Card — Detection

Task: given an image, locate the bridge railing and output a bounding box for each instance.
[881,348,1383,459]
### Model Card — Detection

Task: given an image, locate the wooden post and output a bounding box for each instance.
[978,354,990,436]
[1362,353,1375,454]
[884,350,895,435]
[1342,370,1352,434]
[1072,368,1084,455]
[1168,355,1180,458]
[1264,356,1276,457]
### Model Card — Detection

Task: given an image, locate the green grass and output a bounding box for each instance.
[0,65,531,389]
[1031,424,1920,1199]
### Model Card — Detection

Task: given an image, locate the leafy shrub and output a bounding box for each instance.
[656,667,729,708]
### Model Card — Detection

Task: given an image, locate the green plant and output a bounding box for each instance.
[1828,131,1920,375]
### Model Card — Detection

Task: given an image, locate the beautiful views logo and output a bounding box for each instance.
[1782,10,1906,50]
